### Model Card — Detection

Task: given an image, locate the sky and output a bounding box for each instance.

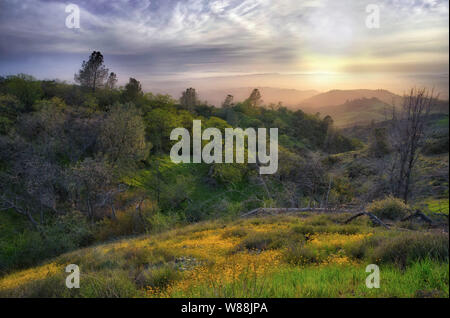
[0,0,448,98]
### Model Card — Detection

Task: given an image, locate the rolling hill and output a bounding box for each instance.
[298,89,402,110]
[297,90,449,127]
[311,97,394,127]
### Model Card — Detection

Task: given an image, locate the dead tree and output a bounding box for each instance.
[389,88,437,203]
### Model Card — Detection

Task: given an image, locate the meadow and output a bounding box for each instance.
[0,213,447,298]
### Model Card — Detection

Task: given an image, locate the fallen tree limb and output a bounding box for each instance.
[344,212,390,229]
[401,210,433,224]
[431,212,449,218]
[241,207,355,218]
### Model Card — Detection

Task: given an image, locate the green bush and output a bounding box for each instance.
[221,228,249,239]
[0,212,93,275]
[371,232,449,268]
[135,266,181,289]
[345,231,449,267]
[283,244,323,265]
[238,231,286,251]
[291,224,360,236]
[367,196,410,220]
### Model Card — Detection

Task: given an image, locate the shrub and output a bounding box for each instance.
[0,212,94,275]
[291,224,360,236]
[78,270,141,298]
[135,266,181,289]
[95,210,134,241]
[221,228,249,239]
[238,231,286,251]
[95,203,176,241]
[367,195,410,220]
[240,233,275,251]
[283,244,323,265]
[371,232,449,268]
[211,163,249,185]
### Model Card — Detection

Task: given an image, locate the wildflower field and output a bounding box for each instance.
[0,213,448,298]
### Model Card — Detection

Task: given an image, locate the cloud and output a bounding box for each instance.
[0,0,448,95]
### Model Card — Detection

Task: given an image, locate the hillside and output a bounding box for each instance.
[312,97,392,127]
[298,89,402,110]
[1,73,448,299]
[301,96,450,128]
[0,213,448,298]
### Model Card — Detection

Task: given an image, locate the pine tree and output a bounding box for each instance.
[74,51,109,92]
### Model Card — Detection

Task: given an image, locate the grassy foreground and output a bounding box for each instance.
[0,213,448,298]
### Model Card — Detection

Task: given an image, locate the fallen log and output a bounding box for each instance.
[344,212,390,229]
[401,210,433,224]
[431,212,449,218]
[241,207,355,218]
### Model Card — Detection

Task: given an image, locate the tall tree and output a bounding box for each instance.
[222,94,234,108]
[247,88,262,107]
[389,88,436,203]
[74,51,109,92]
[123,78,143,103]
[105,72,118,90]
[180,88,198,110]
[3,74,43,112]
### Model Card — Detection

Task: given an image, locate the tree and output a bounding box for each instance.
[368,127,390,158]
[105,72,118,90]
[74,51,109,92]
[3,74,43,111]
[222,94,234,108]
[123,78,143,103]
[247,89,262,107]
[0,94,24,134]
[98,103,148,170]
[389,88,436,203]
[68,157,114,219]
[180,88,198,110]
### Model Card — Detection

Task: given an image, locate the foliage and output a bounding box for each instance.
[74,51,109,92]
[367,195,410,220]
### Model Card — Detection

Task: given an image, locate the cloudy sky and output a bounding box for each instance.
[0,0,448,97]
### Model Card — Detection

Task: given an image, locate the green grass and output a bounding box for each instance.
[171,260,449,298]
[424,198,449,215]
[435,115,449,129]
[0,214,448,298]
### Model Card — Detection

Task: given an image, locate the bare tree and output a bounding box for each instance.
[389,88,437,203]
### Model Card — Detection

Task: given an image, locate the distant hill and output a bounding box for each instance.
[298,89,402,110]
[311,97,394,127]
[303,96,449,128]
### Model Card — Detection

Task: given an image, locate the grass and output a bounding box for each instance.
[424,198,449,215]
[0,214,448,298]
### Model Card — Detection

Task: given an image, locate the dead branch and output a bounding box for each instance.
[241,207,355,218]
[344,211,390,229]
[401,210,433,224]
